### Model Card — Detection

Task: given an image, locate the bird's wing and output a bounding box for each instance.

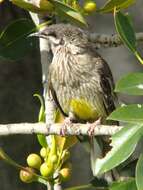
[98,59,117,116]
[76,43,117,118]
[48,79,68,117]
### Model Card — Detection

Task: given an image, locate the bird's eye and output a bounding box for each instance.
[48,32,57,38]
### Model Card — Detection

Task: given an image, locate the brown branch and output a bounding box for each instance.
[0,122,122,136]
[88,32,143,48]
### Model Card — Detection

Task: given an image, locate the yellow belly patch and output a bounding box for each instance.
[70,98,99,120]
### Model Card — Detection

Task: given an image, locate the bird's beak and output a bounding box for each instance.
[28,32,39,37]
[28,31,46,39]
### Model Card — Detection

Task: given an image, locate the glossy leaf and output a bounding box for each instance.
[110,178,137,190]
[0,19,37,60]
[98,0,136,13]
[53,0,87,26]
[134,51,143,65]
[37,134,47,148]
[115,10,143,64]
[115,73,143,95]
[108,104,143,123]
[114,10,136,53]
[34,94,47,147]
[11,0,54,13]
[34,94,45,122]
[93,123,142,175]
[136,154,143,190]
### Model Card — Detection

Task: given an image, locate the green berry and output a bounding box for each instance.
[19,167,36,183]
[40,162,54,177]
[40,147,47,158]
[59,167,71,182]
[83,1,96,13]
[27,153,42,169]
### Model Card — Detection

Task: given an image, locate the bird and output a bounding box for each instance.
[34,23,117,181]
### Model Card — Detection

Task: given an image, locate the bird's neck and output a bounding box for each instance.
[50,45,82,85]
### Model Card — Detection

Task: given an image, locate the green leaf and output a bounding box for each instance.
[110,178,137,190]
[11,0,54,13]
[114,10,136,53]
[115,73,143,95]
[34,94,47,147]
[98,0,136,13]
[11,0,44,13]
[114,10,143,65]
[34,94,45,122]
[108,104,143,123]
[136,154,143,190]
[93,123,142,175]
[53,0,87,26]
[134,51,143,65]
[0,19,37,60]
[37,134,47,147]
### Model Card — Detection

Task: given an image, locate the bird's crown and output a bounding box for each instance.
[38,23,88,45]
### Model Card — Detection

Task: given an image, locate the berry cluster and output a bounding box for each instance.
[20,136,72,184]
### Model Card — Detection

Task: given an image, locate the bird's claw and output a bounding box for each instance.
[60,117,73,136]
[88,117,101,136]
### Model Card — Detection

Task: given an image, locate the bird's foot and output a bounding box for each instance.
[87,117,101,136]
[60,117,73,136]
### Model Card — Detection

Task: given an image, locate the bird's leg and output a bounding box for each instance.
[60,112,75,136]
[88,117,102,136]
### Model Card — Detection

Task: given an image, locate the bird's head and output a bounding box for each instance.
[31,24,88,50]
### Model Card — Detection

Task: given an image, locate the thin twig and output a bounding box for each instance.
[88,32,143,48]
[54,184,63,190]
[47,182,54,190]
[0,122,122,136]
